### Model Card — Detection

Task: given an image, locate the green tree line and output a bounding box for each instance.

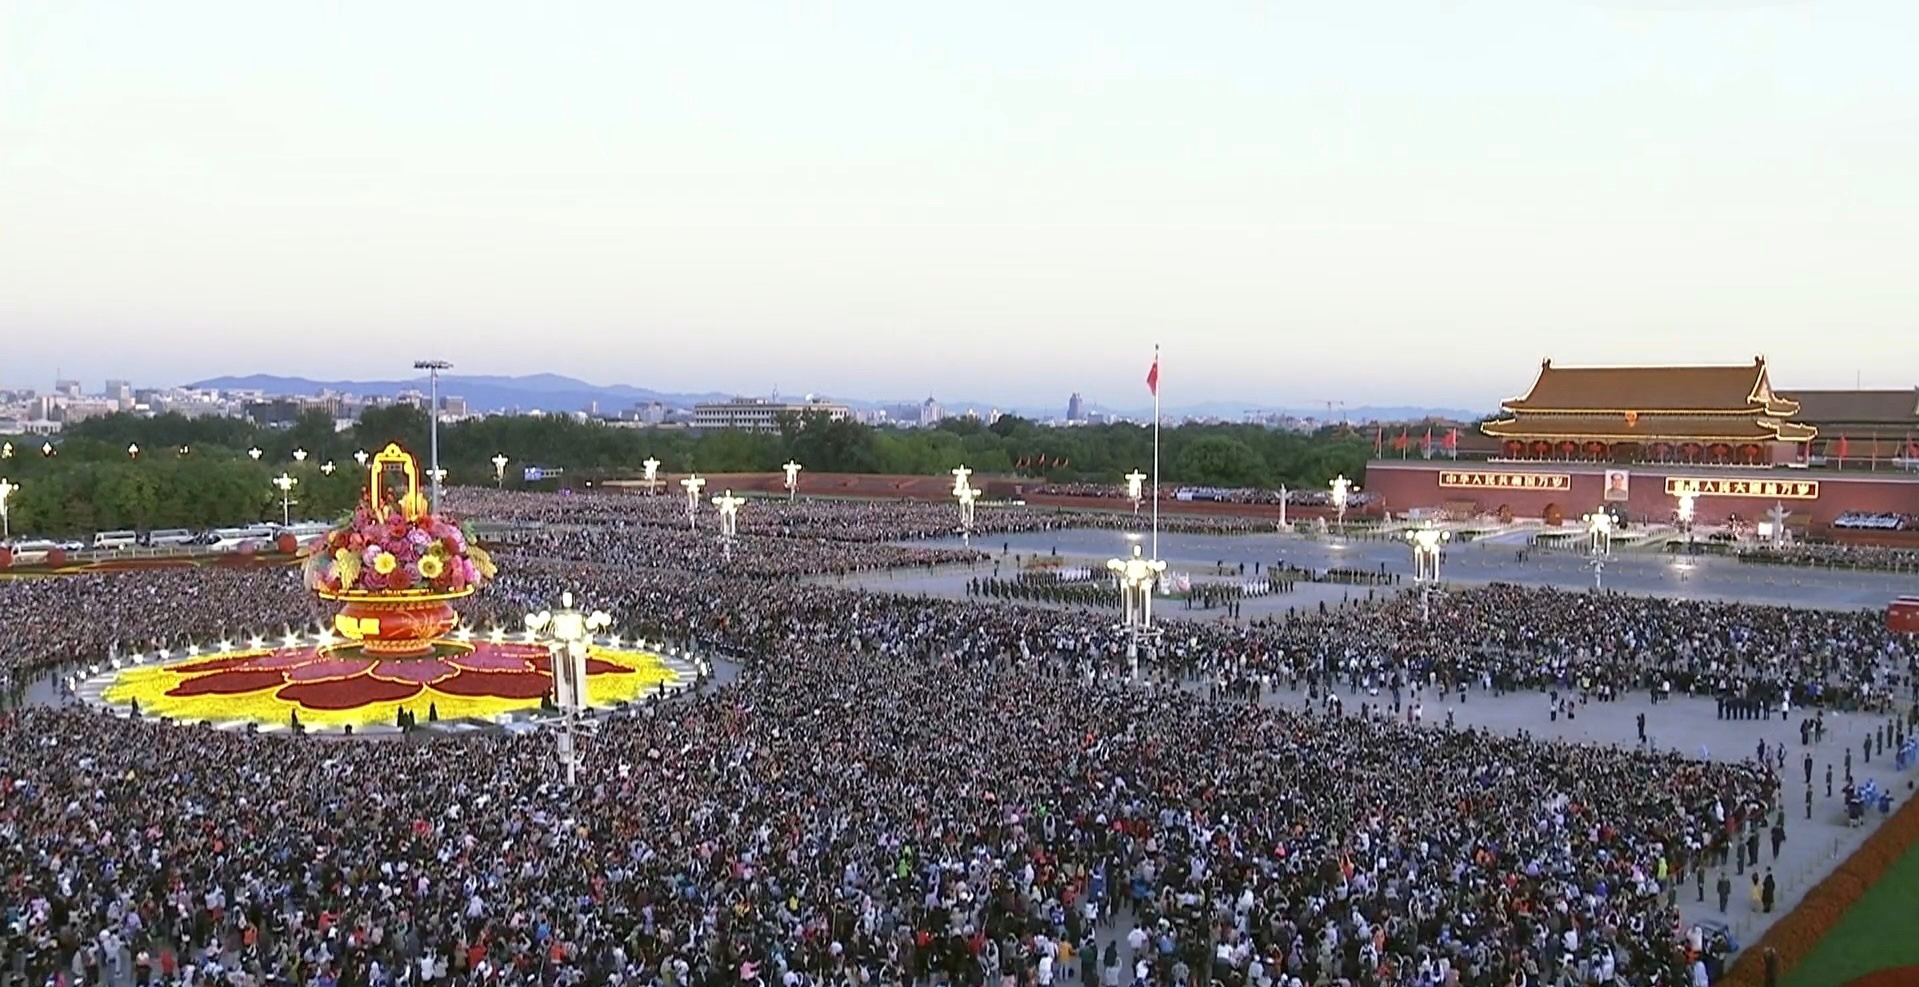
[0,409,1369,536]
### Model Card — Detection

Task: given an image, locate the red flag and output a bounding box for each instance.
[1906,435,1917,460]
[1146,351,1160,396]
[1836,435,1850,461]
[1392,430,1409,451]
[1441,428,1458,450]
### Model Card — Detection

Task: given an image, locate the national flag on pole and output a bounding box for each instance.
[1442,428,1459,457]
[1393,429,1409,455]
[1836,435,1850,464]
[1373,427,1383,456]
[1906,435,1917,461]
[1146,350,1160,396]
[1421,427,1434,459]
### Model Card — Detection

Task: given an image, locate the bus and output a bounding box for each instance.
[143,528,196,547]
[1889,597,1919,634]
[92,530,139,550]
[196,526,279,551]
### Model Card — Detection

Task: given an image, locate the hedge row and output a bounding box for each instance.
[1719,791,1919,985]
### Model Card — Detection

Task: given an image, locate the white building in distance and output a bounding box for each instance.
[690,397,853,433]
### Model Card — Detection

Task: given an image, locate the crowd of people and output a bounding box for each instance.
[1734,541,1919,573]
[2,493,1913,987]
[445,491,1274,541]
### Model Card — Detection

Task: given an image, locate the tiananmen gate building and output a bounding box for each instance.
[1365,357,1919,535]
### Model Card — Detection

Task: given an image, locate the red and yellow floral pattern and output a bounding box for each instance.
[102,640,679,727]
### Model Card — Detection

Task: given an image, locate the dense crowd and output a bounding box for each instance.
[1030,485,1375,509]
[445,491,1276,539]
[1735,542,1919,573]
[4,496,1912,987]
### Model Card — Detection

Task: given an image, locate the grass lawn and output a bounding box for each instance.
[1783,838,1919,987]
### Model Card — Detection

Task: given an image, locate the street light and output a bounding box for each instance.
[178,446,190,457]
[1,442,11,460]
[524,590,611,787]
[713,489,746,560]
[321,461,336,475]
[127,444,139,459]
[782,461,802,503]
[1405,521,1452,622]
[1276,484,1290,531]
[1329,474,1357,535]
[273,473,299,527]
[642,458,662,495]
[681,474,706,529]
[293,449,308,464]
[248,447,262,461]
[1583,508,1613,590]
[413,358,452,513]
[492,454,509,488]
[1106,543,1167,680]
[0,477,17,540]
[954,480,978,547]
[1675,491,1696,551]
[1124,469,1147,516]
[40,443,54,458]
[1765,502,1790,547]
[354,449,369,467]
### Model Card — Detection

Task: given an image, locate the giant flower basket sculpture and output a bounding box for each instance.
[301,443,497,657]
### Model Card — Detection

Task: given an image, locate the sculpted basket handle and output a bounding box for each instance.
[370,442,428,522]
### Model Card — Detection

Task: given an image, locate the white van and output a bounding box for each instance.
[275,522,334,543]
[144,528,196,547]
[92,530,139,550]
[4,539,60,563]
[199,525,278,551]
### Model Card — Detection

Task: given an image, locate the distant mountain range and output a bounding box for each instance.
[186,373,1481,423]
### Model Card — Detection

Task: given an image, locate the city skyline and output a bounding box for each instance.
[5,1,1918,407]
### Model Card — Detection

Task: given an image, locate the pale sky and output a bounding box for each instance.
[3,0,1915,411]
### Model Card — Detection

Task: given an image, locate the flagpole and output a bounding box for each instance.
[1151,344,1161,563]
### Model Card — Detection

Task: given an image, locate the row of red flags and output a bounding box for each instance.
[1372,427,1459,455]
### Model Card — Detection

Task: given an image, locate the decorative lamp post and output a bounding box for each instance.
[248,447,262,461]
[0,442,10,459]
[642,458,662,495]
[492,454,509,487]
[0,477,17,540]
[413,358,452,513]
[783,461,803,503]
[712,489,746,560]
[293,449,308,464]
[178,446,190,457]
[951,466,977,545]
[127,443,140,459]
[1404,521,1452,621]
[1124,470,1148,516]
[1329,474,1356,535]
[1675,492,1696,550]
[41,443,54,458]
[354,450,369,467]
[1766,502,1790,547]
[681,474,706,529]
[272,473,299,526]
[321,461,336,475]
[1277,484,1289,530]
[1106,543,1167,680]
[1582,508,1613,590]
[955,479,978,547]
[524,591,611,787]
